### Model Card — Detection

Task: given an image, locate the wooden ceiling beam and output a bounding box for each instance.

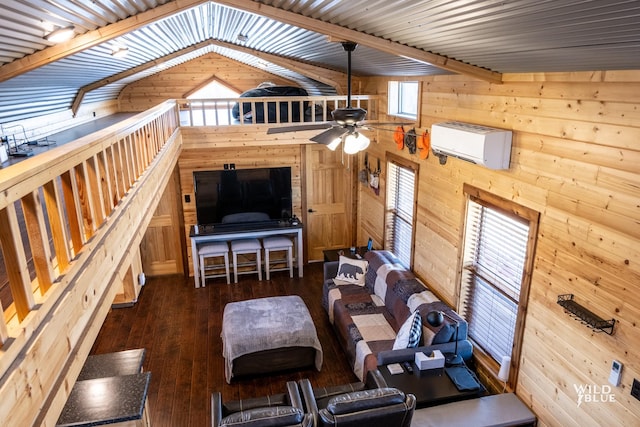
[0,0,207,83]
[71,40,214,116]
[71,39,336,115]
[209,39,348,94]
[216,0,503,84]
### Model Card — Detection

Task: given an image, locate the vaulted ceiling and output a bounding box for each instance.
[1,0,639,124]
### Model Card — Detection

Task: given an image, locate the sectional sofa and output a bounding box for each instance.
[322,250,472,380]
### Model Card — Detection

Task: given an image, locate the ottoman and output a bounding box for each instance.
[221,295,323,383]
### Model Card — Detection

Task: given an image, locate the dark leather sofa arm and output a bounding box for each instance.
[323,261,339,281]
[366,369,389,388]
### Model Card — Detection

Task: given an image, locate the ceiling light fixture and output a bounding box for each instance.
[237,34,248,42]
[111,47,129,58]
[45,26,75,43]
[343,132,370,154]
[326,130,370,154]
[326,137,342,151]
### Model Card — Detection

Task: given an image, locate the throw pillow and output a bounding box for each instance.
[334,255,368,285]
[422,320,454,346]
[393,310,422,350]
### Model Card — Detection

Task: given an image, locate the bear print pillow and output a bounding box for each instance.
[334,255,368,286]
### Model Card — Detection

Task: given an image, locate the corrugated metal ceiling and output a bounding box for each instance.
[0,0,639,125]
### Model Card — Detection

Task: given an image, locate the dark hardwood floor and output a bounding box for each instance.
[91,262,358,427]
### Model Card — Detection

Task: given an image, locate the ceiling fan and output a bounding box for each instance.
[266,42,393,154]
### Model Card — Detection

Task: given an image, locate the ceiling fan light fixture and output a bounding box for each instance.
[327,137,342,151]
[343,132,370,154]
[332,107,367,125]
[46,26,75,43]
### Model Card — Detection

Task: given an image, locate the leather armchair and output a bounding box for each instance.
[211,380,313,427]
[299,373,415,427]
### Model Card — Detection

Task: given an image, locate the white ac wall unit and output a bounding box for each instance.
[430,121,512,170]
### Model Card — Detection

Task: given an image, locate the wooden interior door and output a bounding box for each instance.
[140,167,185,276]
[304,145,355,261]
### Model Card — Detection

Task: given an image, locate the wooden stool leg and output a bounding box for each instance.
[287,247,293,278]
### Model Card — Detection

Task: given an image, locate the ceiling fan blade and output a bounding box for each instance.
[267,123,332,134]
[310,126,348,145]
[362,121,414,126]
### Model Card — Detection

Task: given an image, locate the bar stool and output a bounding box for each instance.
[262,236,294,280]
[231,238,262,283]
[198,242,230,286]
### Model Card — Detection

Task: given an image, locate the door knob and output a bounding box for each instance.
[308,208,315,213]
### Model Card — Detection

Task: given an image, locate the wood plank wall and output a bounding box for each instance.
[140,167,186,277]
[118,52,296,112]
[120,52,314,278]
[178,129,304,276]
[358,71,640,427]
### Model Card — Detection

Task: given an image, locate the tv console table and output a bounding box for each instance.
[189,222,304,287]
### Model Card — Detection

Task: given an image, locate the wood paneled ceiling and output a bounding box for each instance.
[1,0,639,123]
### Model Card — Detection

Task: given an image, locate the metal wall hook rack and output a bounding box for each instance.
[557,294,615,335]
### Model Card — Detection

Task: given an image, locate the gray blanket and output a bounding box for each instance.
[221,295,323,383]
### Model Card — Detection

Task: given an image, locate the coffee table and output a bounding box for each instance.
[377,360,485,408]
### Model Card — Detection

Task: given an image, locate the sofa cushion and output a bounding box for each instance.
[220,406,304,427]
[393,310,422,350]
[363,251,421,327]
[363,251,407,293]
[335,256,368,285]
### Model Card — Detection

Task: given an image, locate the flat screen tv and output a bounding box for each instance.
[194,167,292,225]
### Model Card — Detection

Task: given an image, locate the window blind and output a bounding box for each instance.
[385,161,416,268]
[460,199,530,362]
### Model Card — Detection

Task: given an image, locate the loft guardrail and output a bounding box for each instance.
[0,100,181,425]
[177,95,378,127]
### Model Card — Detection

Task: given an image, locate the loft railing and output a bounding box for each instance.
[0,100,181,426]
[177,95,378,126]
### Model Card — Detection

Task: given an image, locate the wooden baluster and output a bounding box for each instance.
[0,203,35,321]
[86,155,105,227]
[21,190,55,294]
[75,161,96,239]
[60,169,85,254]
[43,179,71,272]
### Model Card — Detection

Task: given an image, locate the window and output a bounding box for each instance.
[388,81,419,120]
[188,80,239,99]
[184,79,240,126]
[384,155,418,268]
[458,185,538,385]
